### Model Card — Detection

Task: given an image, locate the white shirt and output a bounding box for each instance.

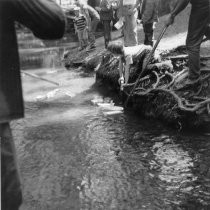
[123,0,136,5]
[124,45,145,65]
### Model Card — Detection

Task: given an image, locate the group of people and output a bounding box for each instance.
[73,0,115,50]
[107,0,210,90]
[1,0,210,209]
[73,0,159,50]
[105,0,159,90]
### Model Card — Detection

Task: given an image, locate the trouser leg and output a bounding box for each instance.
[77,30,83,48]
[102,20,111,48]
[186,2,210,80]
[123,14,138,47]
[1,122,22,210]
[83,28,88,47]
[143,23,154,46]
[89,19,99,46]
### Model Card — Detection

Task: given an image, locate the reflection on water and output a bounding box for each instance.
[75,112,210,210]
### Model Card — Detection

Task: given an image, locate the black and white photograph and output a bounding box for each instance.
[1,0,210,209]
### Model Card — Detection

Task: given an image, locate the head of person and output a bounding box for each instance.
[107,41,124,57]
[75,0,87,7]
[74,7,80,17]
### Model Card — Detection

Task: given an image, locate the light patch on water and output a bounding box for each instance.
[151,136,195,192]
[35,88,76,101]
[91,96,124,116]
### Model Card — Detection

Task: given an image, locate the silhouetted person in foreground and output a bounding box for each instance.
[0,0,66,209]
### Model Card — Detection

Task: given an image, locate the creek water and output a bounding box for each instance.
[15,43,210,210]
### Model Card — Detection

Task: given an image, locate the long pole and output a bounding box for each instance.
[124,26,168,107]
[21,71,60,86]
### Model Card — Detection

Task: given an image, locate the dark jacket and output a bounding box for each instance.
[190,0,209,6]
[100,0,113,21]
[140,0,159,24]
[0,0,65,123]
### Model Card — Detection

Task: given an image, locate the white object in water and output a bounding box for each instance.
[46,88,59,98]
[97,103,114,108]
[36,95,47,101]
[91,98,104,105]
[106,106,123,111]
[103,110,123,116]
[97,102,123,111]
[62,89,76,97]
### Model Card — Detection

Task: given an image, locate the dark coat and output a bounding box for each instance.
[100,0,113,21]
[0,0,65,123]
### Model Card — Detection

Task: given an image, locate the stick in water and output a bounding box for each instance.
[21,71,60,86]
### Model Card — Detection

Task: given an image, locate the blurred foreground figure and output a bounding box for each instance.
[165,0,210,86]
[0,0,65,209]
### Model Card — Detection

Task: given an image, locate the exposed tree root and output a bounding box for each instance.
[95,46,210,128]
[135,88,210,112]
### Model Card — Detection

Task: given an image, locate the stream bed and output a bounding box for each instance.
[12,65,210,210]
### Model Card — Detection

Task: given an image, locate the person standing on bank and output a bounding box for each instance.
[140,0,159,46]
[0,0,65,209]
[118,0,141,47]
[75,0,100,49]
[165,0,210,86]
[96,0,114,48]
[73,7,88,50]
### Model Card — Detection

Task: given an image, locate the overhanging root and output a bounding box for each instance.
[135,88,210,112]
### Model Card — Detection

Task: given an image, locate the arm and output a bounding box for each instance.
[119,58,124,78]
[171,0,190,17]
[124,55,133,84]
[12,0,66,40]
[87,5,100,20]
[165,0,190,26]
[135,0,141,9]
[124,62,130,84]
[82,7,91,27]
[128,0,141,15]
